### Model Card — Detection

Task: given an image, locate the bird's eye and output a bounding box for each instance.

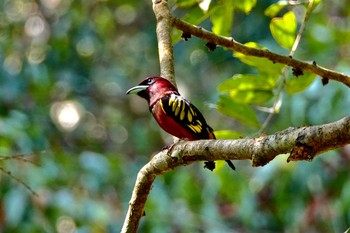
[147,78,154,84]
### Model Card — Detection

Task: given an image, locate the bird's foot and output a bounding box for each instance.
[163,138,186,161]
[204,161,216,171]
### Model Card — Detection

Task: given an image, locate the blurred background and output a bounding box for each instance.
[0,0,350,232]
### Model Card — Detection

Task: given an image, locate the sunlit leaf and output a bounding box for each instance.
[210,0,234,36]
[218,74,276,91]
[229,90,274,104]
[311,0,321,11]
[218,74,275,104]
[199,0,212,11]
[234,0,256,14]
[264,2,288,17]
[234,42,284,76]
[214,130,244,139]
[285,72,316,94]
[270,11,297,49]
[216,95,260,127]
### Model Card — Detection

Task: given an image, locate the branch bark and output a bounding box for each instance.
[121,116,350,232]
[153,0,176,85]
[171,17,350,87]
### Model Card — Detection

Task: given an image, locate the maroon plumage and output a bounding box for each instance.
[127,76,235,171]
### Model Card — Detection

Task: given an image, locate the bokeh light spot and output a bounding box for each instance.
[5,0,33,22]
[56,216,76,233]
[25,15,46,38]
[115,4,136,25]
[190,49,208,65]
[4,53,22,75]
[50,101,84,132]
[110,125,128,144]
[199,0,211,12]
[27,45,47,64]
[76,37,96,57]
[40,0,62,10]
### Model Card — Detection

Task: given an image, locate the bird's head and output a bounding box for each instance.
[126,76,178,105]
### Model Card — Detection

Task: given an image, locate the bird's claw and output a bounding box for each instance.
[163,139,184,161]
[204,161,216,171]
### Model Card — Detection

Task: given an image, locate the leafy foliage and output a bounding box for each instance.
[217,94,260,128]
[270,11,297,49]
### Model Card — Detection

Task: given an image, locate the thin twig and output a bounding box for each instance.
[259,0,315,133]
[171,17,350,87]
[0,167,38,196]
[0,153,39,166]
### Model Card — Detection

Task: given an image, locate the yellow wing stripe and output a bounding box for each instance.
[174,100,181,116]
[159,99,166,113]
[169,95,176,112]
[164,94,207,136]
[180,101,186,120]
[188,124,202,133]
[187,111,193,122]
[189,106,196,116]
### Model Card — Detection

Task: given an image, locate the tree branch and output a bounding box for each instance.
[171,17,350,87]
[121,116,350,232]
[153,0,176,85]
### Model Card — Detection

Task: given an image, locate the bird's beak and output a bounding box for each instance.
[126,85,149,95]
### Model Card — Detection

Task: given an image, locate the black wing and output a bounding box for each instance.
[159,93,214,139]
[160,93,235,171]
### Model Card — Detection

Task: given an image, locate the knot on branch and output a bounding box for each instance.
[251,136,273,167]
[288,131,315,162]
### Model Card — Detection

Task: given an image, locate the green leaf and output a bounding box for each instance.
[264,2,288,17]
[229,90,274,104]
[270,11,297,49]
[218,74,276,92]
[175,0,198,8]
[234,0,256,14]
[311,0,321,11]
[218,74,275,104]
[216,95,260,127]
[285,72,316,94]
[214,130,244,139]
[234,42,284,76]
[210,0,234,36]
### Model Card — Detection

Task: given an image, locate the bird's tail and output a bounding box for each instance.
[206,126,236,171]
[225,160,236,170]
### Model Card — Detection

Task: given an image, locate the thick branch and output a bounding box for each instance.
[121,116,350,232]
[153,0,176,85]
[171,17,350,87]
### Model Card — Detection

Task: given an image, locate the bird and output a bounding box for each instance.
[126,76,235,171]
